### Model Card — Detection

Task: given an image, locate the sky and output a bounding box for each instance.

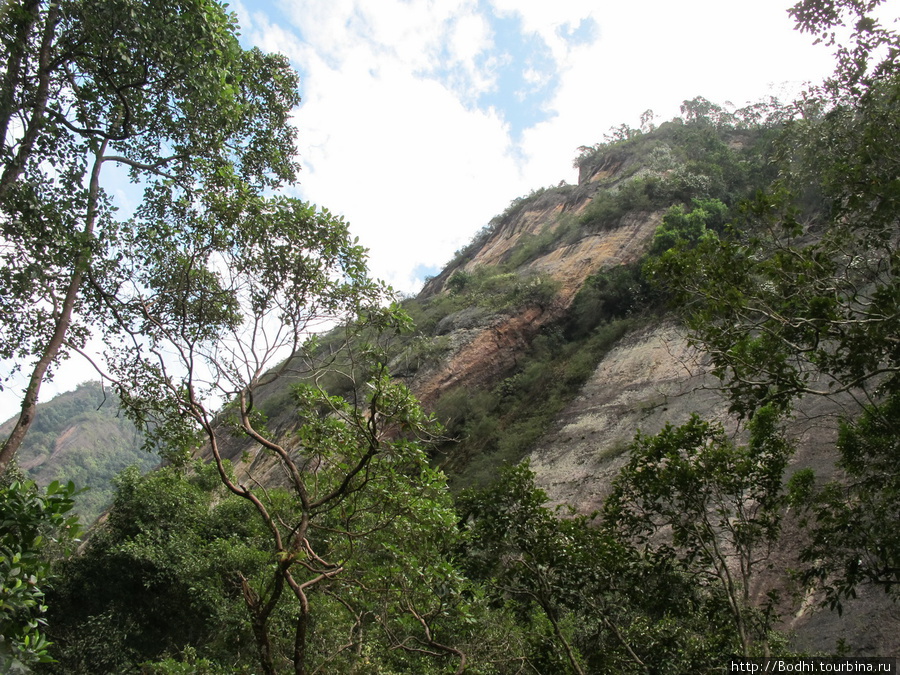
[233,0,846,295]
[3,0,896,417]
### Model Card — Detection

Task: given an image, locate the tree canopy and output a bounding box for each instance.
[0,0,303,472]
[647,0,900,617]
[4,0,900,670]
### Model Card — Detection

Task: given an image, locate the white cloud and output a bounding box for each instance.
[232,0,855,294]
[447,11,496,97]
[291,52,522,292]
[449,11,492,63]
[236,0,540,294]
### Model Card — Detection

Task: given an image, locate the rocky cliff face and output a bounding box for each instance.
[399,131,898,654]
[527,321,725,512]
[208,123,897,655]
[422,160,659,303]
[410,167,662,409]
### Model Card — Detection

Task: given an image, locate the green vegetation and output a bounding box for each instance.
[42,464,261,673]
[0,478,81,672]
[403,264,559,336]
[605,408,793,657]
[434,261,659,488]
[0,0,303,472]
[458,462,765,673]
[643,0,900,636]
[647,198,728,256]
[42,460,532,673]
[575,111,782,207]
[4,382,154,523]
[41,455,789,673]
[2,0,900,670]
[790,391,900,612]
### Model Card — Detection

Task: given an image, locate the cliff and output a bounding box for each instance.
[187,117,897,655]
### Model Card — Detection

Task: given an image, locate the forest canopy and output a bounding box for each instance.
[2,0,900,672]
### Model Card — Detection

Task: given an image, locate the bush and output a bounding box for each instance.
[648,198,728,257]
[0,479,81,672]
[41,464,265,674]
[566,264,655,340]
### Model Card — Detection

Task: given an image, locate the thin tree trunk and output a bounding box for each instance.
[0,0,59,199]
[539,601,585,675]
[0,138,106,475]
[294,597,310,675]
[0,0,40,156]
[241,574,280,675]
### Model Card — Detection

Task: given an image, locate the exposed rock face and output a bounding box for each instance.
[524,211,661,302]
[528,321,728,514]
[415,305,546,409]
[225,168,666,487]
[526,319,899,654]
[203,130,899,655]
[411,184,663,408]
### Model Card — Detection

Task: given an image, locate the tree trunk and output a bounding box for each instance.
[0,0,59,199]
[0,138,105,475]
[0,0,40,159]
[294,600,310,675]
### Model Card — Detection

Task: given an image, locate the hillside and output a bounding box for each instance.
[12,0,900,670]
[29,101,900,672]
[218,113,780,481]
[0,382,155,523]
[189,105,898,658]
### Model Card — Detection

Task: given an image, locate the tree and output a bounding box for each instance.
[0,478,81,672]
[458,462,593,675]
[789,390,900,612]
[650,76,900,418]
[2,4,477,671]
[0,0,300,473]
[789,0,900,98]
[96,271,480,675]
[604,409,793,657]
[647,197,728,257]
[645,0,900,618]
[42,463,265,673]
[45,424,525,674]
[679,96,735,128]
[458,462,742,674]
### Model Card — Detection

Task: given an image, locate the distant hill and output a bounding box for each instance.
[0,382,157,523]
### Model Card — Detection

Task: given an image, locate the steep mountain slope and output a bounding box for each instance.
[391,119,898,654]
[390,119,777,482]
[190,114,897,655]
[217,118,778,485]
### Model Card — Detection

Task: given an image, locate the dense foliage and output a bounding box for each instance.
[4,0,900,671]
[645,0,900,634]
[605,407,793,657]
[41,457,780,674]
[0,0,303,472]
[0,477,80,671]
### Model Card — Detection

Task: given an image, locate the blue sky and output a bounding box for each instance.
[233,0,853,294]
